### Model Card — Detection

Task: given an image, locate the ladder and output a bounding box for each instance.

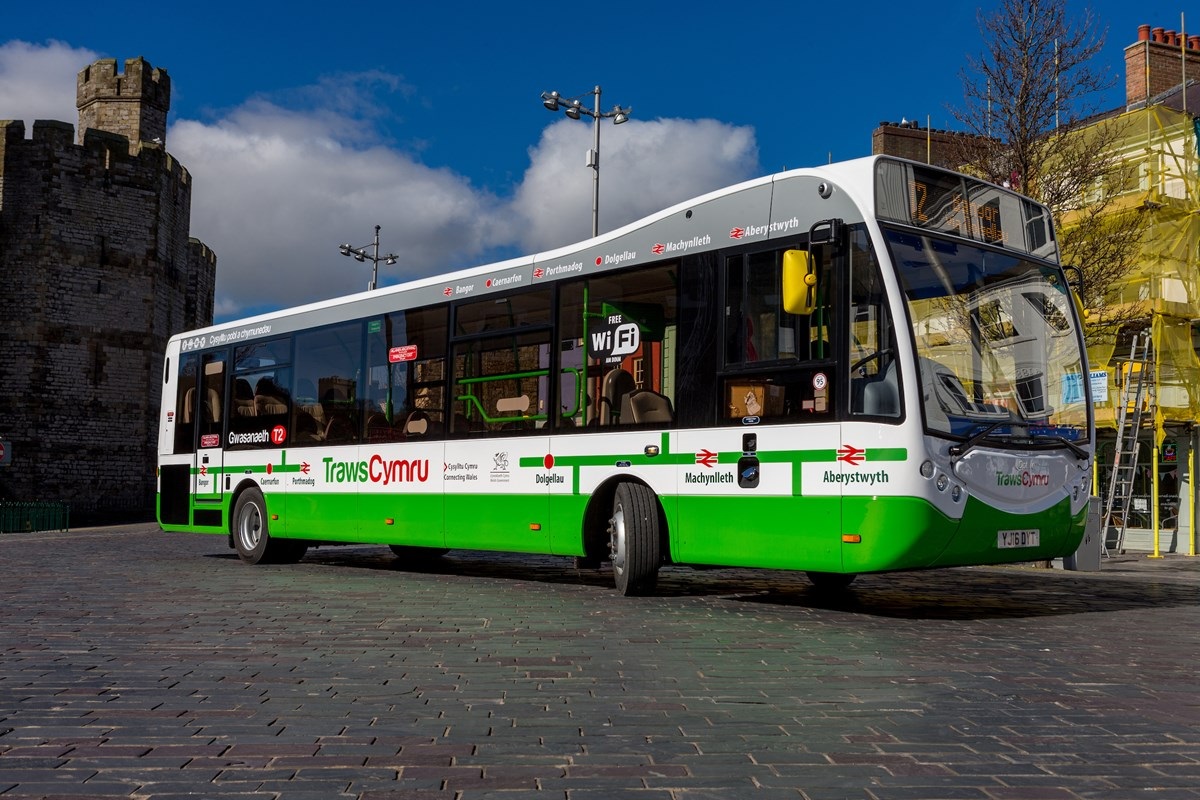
[1100,331,1154,556]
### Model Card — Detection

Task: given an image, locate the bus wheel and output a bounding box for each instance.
[805,571,857,591]
[608,482,661,596]
[232,488,305,564]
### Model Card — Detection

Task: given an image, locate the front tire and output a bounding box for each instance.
[232,488,307,565]
[609,482,661,596]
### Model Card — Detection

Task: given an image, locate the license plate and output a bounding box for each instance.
[997,529,1040,549]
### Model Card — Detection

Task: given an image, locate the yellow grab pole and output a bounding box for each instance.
[1192,436,1197,557]
[1150,444,1163,558]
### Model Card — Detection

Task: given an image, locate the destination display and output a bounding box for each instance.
[874,158,1058,260]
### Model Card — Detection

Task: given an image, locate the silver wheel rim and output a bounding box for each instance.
[237,500,263,553]
[609,502,627,576]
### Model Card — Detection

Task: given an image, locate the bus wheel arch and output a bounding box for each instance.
[230,483,307,565]
[579,479,621,569]
[607,480,665,596]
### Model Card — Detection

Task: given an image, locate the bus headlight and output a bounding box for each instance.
[951,484,962,502]
[920,460,934,478]
[936,474,949,492]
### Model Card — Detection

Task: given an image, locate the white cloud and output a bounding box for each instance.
[514,117,759,252]
[1,41,761,320]
[170,103,509,316]
[0,40,98,127]
[176,103,758,320]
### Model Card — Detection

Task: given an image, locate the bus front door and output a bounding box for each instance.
[192,352,227,528]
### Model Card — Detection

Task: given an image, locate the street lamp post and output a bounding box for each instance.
[540,85,631,238]
[338,225,398,291]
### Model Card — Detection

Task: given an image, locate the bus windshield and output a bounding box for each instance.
[884,227,1089,445]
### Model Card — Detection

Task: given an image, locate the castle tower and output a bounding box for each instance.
[1,57,214,524]
[76,57,170,152]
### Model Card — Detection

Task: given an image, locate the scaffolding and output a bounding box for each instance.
[1061,104,1200,555]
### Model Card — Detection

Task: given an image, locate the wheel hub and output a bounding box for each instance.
[608,503,627,576]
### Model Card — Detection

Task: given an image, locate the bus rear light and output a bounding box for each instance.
[842,534,862,543]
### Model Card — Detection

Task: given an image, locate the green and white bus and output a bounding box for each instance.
[157,155,1094,594]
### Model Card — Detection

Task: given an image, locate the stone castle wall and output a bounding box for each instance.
[0,57,215,522]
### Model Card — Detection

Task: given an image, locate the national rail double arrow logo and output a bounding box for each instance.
[837,445,866,466]
[695,448,718,468]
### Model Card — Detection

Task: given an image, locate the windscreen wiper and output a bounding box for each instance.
[1029,434,1088,459]
[947,421,1007,457]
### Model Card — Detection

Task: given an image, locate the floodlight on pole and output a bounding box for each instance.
[539,85,631,238]
[338,224,398,291]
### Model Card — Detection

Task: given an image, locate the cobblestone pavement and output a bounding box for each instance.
[2,524,1199,799]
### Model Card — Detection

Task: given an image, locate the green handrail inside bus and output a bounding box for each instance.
[455,368,551,425]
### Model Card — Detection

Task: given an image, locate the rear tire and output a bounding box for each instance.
[609,482,661,596]
[232,488,307,564]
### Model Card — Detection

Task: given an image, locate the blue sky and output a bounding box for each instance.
[0,1,1189,321]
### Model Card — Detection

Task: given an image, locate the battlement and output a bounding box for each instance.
[77,57,170,112]
[76,57,171,152]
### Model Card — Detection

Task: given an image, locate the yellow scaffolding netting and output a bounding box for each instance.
[1060,105,1200,432]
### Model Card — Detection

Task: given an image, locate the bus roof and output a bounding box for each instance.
[168,155,965,346]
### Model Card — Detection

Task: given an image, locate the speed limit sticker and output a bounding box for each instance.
[813,372,828,390]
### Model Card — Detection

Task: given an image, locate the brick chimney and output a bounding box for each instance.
[1124,23,1200,106]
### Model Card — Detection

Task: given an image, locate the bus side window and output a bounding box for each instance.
[173,354,199,454]
[723,246,835,422]
[556,265,678,430]
[848,228,901,419]
[198,354,225,444]
[294,323,363,446]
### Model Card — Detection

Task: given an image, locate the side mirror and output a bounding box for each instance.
[783,249,818,314]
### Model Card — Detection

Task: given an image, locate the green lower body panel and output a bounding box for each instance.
[841,496,956,573]
[672,495,843,571]
[927,495,1086,568]
[161,486,1086,576]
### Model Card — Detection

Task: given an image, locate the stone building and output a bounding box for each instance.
[0,56,216,523]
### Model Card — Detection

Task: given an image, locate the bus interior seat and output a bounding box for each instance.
[861,361,899,416]
[623,389,674,424]
[182,387,196,423]
[294,407,323,441]
[234,379,256,417]
[324,415,356,443]
[366,413,401,442]
[600,367,635,425]
[403,409,431,438]
[206,387,222,423]
[254,377,289,416]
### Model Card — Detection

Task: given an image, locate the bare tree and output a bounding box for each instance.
[950,0,1148,342]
